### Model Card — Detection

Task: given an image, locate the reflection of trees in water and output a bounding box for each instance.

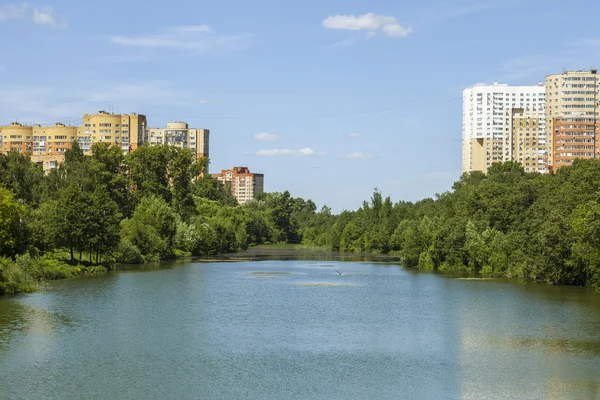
[0,300,76,352]
[227,246,403,263]
[461,333,600,356]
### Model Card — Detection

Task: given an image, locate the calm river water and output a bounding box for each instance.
[1,253,600,399]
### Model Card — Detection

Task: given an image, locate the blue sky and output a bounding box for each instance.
[1,0,600,212]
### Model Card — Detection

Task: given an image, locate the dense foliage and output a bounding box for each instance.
[299,161,600,290]
[2,144,600,294]
[0,143,312,294]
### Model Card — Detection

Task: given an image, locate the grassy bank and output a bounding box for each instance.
[0,253,108,296]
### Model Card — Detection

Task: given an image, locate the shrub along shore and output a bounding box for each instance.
[2,143,600,295]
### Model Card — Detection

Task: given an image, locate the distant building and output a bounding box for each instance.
[510,108,545,173]
[545,69,599,172]
[1,112,212,174]
[78,111,147,154]
[0,122,77,173]
[462,81,546,173]
[148,122,209,163]
[211,167,264,204]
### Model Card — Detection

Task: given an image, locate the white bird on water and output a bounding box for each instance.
[335,270,346,277]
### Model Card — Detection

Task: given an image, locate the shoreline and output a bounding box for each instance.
[2,244,595,297]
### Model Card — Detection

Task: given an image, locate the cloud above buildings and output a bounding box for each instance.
[110,25,252,52]
[253,132,279,141]
[0,80,196,123]
[0,3,66,28]
[256,148,325,157]
[322,13,412,38]
[347,132,361,138]
[0,3,27,20]
[32,6,66,29]
[346,152,373,159]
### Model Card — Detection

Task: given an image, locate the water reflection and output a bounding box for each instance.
[0,256,599,400]
[0,297,76,352]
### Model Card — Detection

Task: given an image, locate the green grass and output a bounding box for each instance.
[0,253,109,296]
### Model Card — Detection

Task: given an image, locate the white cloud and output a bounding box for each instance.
[322,13,412,38]
[0,81,193,123]
[348,132,361,137]
[0,3,66,28]
[0,3,27,20]
[256,148,325,157]
[32,6,67,29]
[346,152,373,159]
[199,99,209,105]
[253,132,279,141]
[110,25,251,52]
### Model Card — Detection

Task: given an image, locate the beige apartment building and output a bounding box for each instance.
[545,69,599,171]
[211,166,264,204]
[0,122,33,154]
[148,122,209,161]
[32,123,78,171]
[510,108,545,172]
[78,111,147,155]
[0,122,77,172]
[1,112,211,173]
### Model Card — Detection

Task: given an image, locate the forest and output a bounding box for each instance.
[2,143,600,294]
[0,142,318,294]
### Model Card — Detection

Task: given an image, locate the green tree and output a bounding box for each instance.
[0,187,26,257]
[89,142,134,217]
[120,196,177,261]
[125,144,172,203]
[0,151,45,205]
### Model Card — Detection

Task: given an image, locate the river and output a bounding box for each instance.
[1,252,600,399]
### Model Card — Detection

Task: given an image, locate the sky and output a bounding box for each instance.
[1,0,600,212]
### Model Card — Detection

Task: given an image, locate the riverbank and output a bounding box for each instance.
[3,243,595,297]
[0,254,108,295]
[0,244,403,296]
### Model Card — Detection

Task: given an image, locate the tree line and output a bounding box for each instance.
[2,143,600,294]
[299,161,600,291]
[0,142,317,294]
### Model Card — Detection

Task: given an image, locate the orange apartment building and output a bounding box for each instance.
[211,166,264,204]
[546,69,600,172]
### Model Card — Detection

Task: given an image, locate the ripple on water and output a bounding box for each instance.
[294,283,358,287]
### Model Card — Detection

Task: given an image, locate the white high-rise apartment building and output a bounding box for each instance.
[462,82,546,173]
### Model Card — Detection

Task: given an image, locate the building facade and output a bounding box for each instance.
[78,111,147,155]
[510,108,545,173]
[0,122,78,172]
[211,167,264,204]
[1,112,209,174]
[0,122,33,154]
[462,82,546,173]
[148,122,209,162]
[32,123,78,172]
[545,69,599,171]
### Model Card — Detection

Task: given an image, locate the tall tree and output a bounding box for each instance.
[0,187,26,257]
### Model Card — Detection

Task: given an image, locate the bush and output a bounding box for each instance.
[86,266,108,275]
[0,256,37,295]
[114,239,144,264]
